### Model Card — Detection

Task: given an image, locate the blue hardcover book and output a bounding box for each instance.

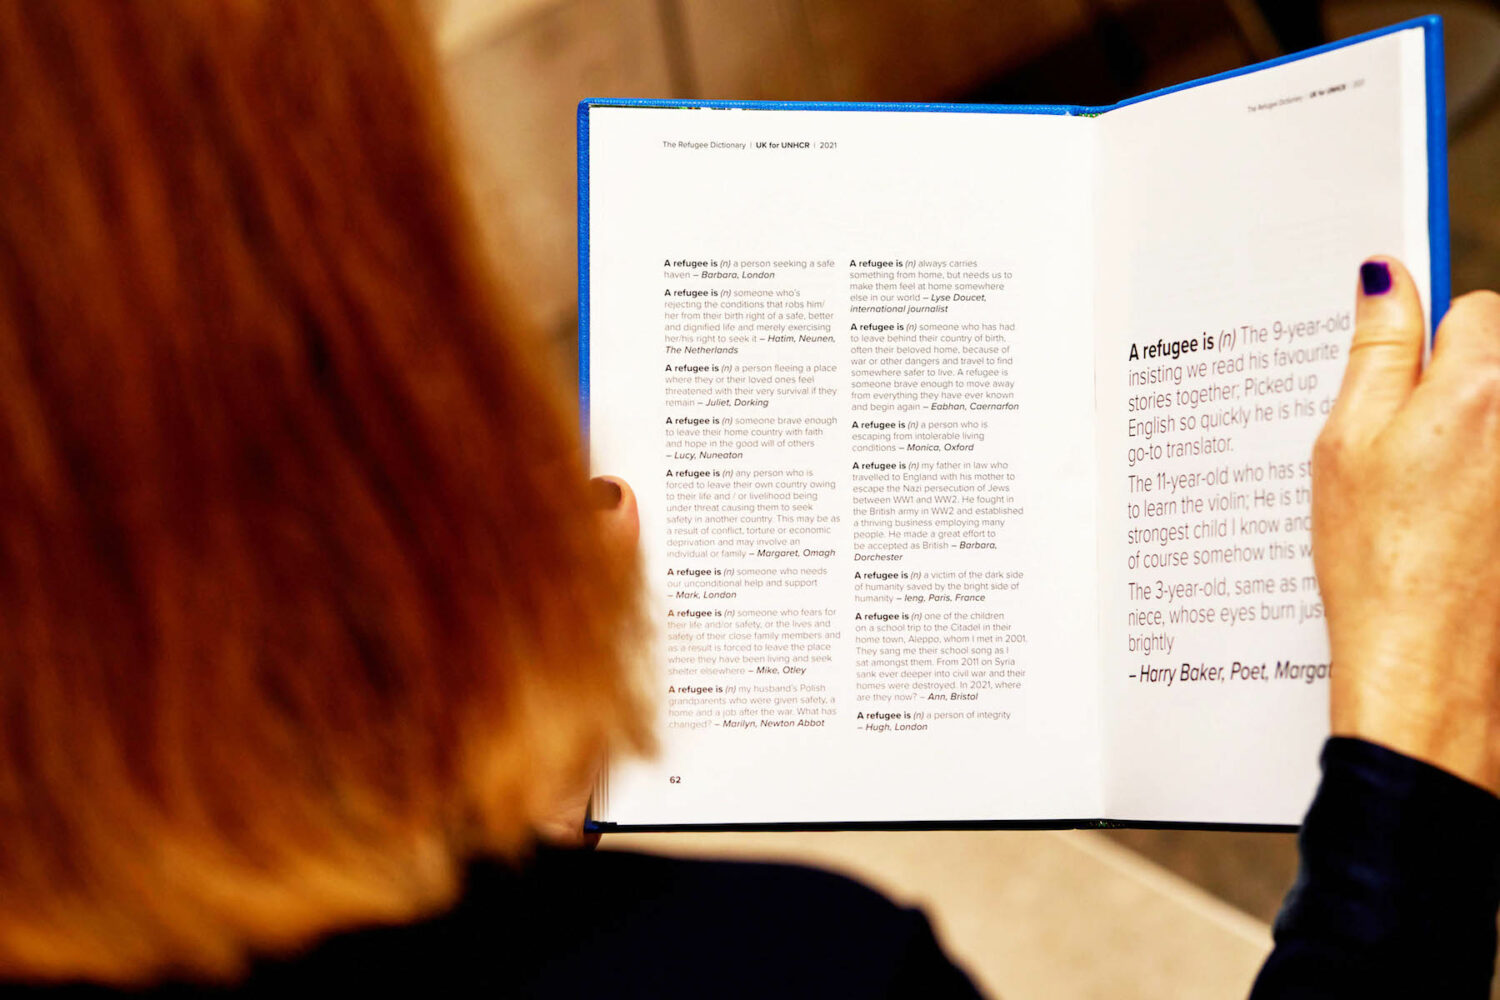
[579,18,1447,831]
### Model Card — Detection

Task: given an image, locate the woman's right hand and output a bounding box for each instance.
[1314,257,1500,794]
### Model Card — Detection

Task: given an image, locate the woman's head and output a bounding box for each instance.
[0,0,646,984]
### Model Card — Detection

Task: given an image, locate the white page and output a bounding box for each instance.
[588,107,1103,825]
[1095,29,1431,823]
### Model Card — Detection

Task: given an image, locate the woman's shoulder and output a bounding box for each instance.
[469,848,982,998]
[251,849,983,997]
[2,850,981,999]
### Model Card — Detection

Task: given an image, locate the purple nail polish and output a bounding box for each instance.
[1360,261,1392,296]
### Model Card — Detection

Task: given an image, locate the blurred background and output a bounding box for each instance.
[424,1,1500,995]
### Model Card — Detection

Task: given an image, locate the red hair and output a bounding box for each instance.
[0,0,647,984]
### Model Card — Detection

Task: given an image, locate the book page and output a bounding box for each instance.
[1095,28,1432,823]
[587,106,1102,825]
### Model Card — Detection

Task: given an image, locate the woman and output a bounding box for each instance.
[2,2,1499,997]
[0,0,652,985]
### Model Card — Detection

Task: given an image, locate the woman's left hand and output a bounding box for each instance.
[534,476,639,848]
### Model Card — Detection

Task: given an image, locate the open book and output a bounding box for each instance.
[580,18,1448,830]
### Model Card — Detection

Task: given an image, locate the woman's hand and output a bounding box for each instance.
[1315,257,1500,793]
[534,476,639,847]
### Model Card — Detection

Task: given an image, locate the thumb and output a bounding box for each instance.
[590,475,638,558]
[1326,257,1426,440]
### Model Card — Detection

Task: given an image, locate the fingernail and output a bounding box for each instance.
[590,477,622,509]
[1360,260,1392,296]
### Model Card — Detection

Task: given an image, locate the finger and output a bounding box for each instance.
[1427,289,1500,376]
[591,475,638,557]
[1326,257,1426,438]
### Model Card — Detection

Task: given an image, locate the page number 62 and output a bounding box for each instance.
[668,775,682,784]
